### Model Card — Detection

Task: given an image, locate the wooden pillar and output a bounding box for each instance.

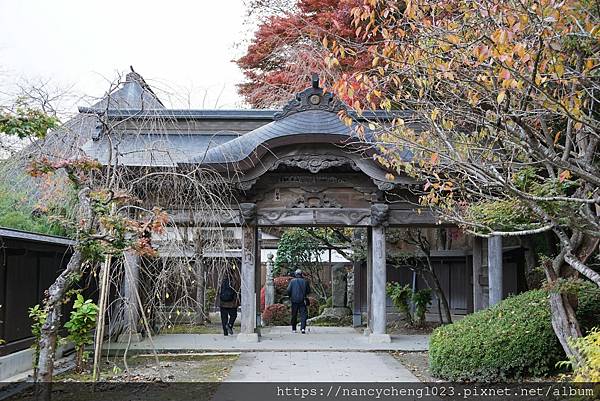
[194,235,207,324]
[366,226,373,332]
[255,230,262,330]
[117,250,142,343]
[352,260,362,327]
[472,236,485,311]
[369,204,391,343]
[488,235,503,306]
[238,203,259,342]
[195,259,206,324]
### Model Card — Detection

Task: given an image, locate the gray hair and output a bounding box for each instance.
[295,269,302,276]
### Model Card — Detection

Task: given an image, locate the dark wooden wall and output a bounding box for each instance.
[0,233,73,356]
[357,249,526,317]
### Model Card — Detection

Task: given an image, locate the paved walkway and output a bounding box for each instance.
[105,327,429,354]
[226,351,420,382]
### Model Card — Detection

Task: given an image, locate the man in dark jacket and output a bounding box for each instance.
[218,266,240,336]
[287,269,311,333]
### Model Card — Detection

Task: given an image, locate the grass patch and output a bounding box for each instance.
[55,353,239,383]
[159,324,223,334]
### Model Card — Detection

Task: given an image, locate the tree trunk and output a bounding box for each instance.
[36,251,83,401]
[543,259,582,364]
[429,271,453,324]
[75,346,84,373]
[417,268,451,325]
[36,188,91,399]
[422,253,452,324]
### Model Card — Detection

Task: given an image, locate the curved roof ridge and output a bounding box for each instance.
[187,109,366,165]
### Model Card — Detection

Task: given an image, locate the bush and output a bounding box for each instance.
[412,288,432,327]
[261,303,290,326]
[429,290,563,381]
[386,283,413,324]
[29,304,47,377]
[205,287,217,311]
[307,297,319,318]
[570,328,600,382]
[260,276,295,311]
[274,276,293,304]
[576,281,600,334]
[64,294,98,372]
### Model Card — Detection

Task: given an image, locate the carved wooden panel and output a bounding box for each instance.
[256,187,372,210]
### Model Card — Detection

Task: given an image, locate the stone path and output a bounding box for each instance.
[105,327,429,354]
[225,351,420,382]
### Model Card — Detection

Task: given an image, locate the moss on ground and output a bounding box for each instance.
[159,324,223,334]
[55,353,239,382]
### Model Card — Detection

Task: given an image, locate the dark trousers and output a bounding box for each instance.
[220,307,237,334]
[291,302,308,331]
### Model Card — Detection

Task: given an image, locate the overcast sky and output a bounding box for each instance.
[0,0,251,111]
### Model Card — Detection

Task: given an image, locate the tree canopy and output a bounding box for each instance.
[329,0,599,359]
[237,0,368,107]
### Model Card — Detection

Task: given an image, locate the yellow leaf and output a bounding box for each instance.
[385,173,395,180]
[553,132,561,145]
[585,59,594,71]
[372,56,379,67]
[447,34,460,45]
[442,119,454,129]
[497,90,506,104]
[559,170,571,182]
[431,108,440,121]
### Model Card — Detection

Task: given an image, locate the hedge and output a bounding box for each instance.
[261,304,290,326]
[429,285,600,381]
[430,290,560,381]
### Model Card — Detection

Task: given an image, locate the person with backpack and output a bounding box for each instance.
[218,265,240,336]
[287,269,311,334]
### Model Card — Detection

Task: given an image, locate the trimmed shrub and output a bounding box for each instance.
[429,290,563,381]
[307,297,319,318]
[260,276,295,311]
[576,281,600,334]
[274,276,293,303]
[261,303,290,326]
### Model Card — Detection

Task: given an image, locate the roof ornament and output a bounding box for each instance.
[311,72,319,89]
[274,73,346,120]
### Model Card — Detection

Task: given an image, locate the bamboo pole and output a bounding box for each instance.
[92,253,112,381]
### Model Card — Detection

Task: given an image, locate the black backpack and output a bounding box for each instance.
[220,277,235,302]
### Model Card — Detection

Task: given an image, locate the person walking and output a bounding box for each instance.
[218,265,240,336]
[287,269,311,334]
